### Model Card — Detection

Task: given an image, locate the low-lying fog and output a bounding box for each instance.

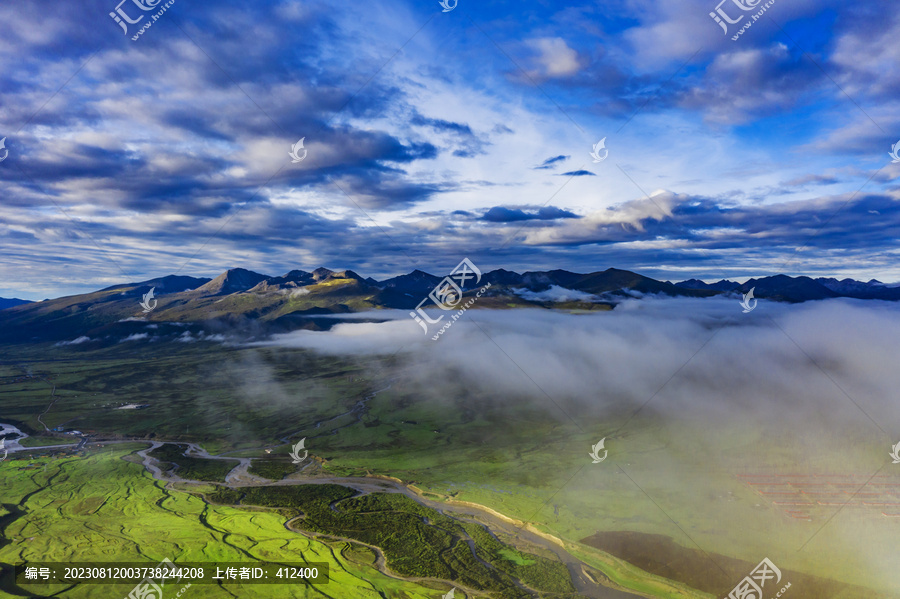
[258,296,900,591]
[258,297,900,438]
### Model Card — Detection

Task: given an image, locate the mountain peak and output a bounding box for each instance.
[336,269,363,280]
[311,267,335,281]
[283,269,311,279]
[196,268,269,295]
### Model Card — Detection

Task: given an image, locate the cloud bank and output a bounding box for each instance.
[259,299,900,437]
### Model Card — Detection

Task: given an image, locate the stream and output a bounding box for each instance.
[278,380,394,445]
[1,380,640,599]
[135,449,639,599]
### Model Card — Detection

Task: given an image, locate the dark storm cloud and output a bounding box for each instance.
[0,0,450,220]
[535,155,569,169]
[482,206,580,222]
[328,172,445,210]
[409,111,490,158]
[160,110,237,142]
[517,192,900,270]
[410,114,475,136]
[782,174,842,187]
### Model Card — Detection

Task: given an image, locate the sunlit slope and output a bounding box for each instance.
[0,447,447,599]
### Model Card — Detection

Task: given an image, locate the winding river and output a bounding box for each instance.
[134,443,639,599]
[1,380,641,599]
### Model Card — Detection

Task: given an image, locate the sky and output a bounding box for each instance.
[1,0,899,300]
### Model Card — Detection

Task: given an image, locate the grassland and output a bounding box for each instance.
[0,343,374,453]
[206,485,574,598]
[246,457,300,480]
[148,444,237,482]
[0,446,458,599]
[2,340,899,598]
[16,436,74,447]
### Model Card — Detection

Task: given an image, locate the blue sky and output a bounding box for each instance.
[0,0,898,299]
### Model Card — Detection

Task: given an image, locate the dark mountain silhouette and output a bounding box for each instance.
[0,297,30,310]
[675,279,740,292]
[195,268,269,295]
[736,275,838,303]
[814,277,900,300]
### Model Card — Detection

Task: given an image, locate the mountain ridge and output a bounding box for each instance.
[0,297,31,310]
[1,266,897,344]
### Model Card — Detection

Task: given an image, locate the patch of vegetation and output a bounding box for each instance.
[149,444,237,482]
[206,487,244,505]
[0,448,444,599]
[247,458,298,480]
[0,344,373,453]
[459,521,572,593]
[206,485,574,598]
[343,543,378,565]
[498,549,535,566]
[17,436,75,447]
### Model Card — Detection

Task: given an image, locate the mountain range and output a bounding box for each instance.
[1,267,897,344]
[0,297,30,310]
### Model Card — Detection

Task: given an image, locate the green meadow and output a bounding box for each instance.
[0,447,451,599]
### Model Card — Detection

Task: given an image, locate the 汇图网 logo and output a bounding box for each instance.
[889,140,900,163]
[140,287,158,313]
[710,0,777,40]
[289,138,308,163]
[590,138,608,163]
[123,558,191,599]
[724,557,790,599]
[410,258,492,339]
[109,0,176,41]
[740,287,757,313]
[289,438,308,464]
[589,438,608,463]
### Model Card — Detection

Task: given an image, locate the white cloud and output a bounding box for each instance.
[526,37,584,78]
[259,299,900,436]
[55,335,92,346]
[121,333,150,342]
[513,285,597,302]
